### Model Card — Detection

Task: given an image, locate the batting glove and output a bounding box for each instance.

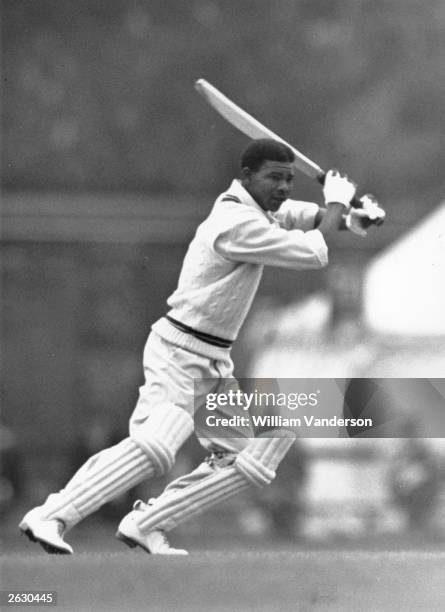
[323,169,357,210]
[345,194,386,236]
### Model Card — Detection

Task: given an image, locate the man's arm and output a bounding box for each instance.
[315,193,386,236]
[273,201,320,232]
[316,170,356,244]
[213,170,355,270]
[214,211,328,270]
[314,208,348,230]
[276,170,358,236]
[317,203,347,238]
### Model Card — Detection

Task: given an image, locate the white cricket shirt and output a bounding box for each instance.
[152,179,328,357]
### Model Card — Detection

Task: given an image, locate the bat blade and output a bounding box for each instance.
[195,78,324,181]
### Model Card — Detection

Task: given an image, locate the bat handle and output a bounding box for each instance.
[350,195,363,210]
[316,172,384,225]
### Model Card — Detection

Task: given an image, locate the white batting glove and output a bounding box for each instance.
[345,194,386,236]
[323,169,357,210]
[360,194,386,223]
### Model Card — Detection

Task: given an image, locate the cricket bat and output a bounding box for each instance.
[195,78,384,222]
[195,78,323,181]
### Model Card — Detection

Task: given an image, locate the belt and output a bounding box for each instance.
[166,315,233,348]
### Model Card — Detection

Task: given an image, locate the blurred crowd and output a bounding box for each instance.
[4,1,445,209]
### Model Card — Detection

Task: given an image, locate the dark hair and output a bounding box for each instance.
[240,138,295,172]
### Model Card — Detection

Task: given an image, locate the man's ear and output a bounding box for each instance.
[241,167,252,183]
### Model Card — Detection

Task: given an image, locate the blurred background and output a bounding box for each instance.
[2,0,445,548]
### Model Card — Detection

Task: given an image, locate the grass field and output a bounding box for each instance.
[2,534,445,611]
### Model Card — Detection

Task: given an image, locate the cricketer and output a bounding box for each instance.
[19,139,382,555]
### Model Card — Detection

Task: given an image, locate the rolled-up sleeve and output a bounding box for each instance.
[214,215,328,269]
[273,200,320,231]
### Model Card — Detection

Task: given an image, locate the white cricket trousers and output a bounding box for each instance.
[126,333,295,534]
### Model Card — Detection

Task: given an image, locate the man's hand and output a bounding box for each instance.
[345,194,386,236]
[322,169,357,209]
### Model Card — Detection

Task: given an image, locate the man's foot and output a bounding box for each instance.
[116,501,188,555]
[19,509,73,555]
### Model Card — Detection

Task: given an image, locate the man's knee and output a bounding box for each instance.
[130,405,194,475]
[234,435,295,487]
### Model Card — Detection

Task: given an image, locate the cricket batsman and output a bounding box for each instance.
[19,138,384,555]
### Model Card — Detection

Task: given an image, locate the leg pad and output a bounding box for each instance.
[131,404,194,476]
[235,435,295,487]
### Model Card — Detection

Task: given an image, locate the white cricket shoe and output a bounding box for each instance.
[19,508,73,555]
[116,501,188,556]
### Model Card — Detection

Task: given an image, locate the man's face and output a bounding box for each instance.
[241,160,295,212]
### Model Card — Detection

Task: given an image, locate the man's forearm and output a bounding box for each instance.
[317,203,346,240]
[315,207,348,231]
[318,169,356,241]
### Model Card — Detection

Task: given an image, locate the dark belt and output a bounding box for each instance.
[166,315,233,348]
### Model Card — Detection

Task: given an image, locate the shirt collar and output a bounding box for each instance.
[227,179,273,221]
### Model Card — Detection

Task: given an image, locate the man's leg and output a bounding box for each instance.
[20,403,193,552]
[117,365,296,552]
[19,331,194,553]
[115,358,246,549]
[117,433,295,548]
[115,453,233,555]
